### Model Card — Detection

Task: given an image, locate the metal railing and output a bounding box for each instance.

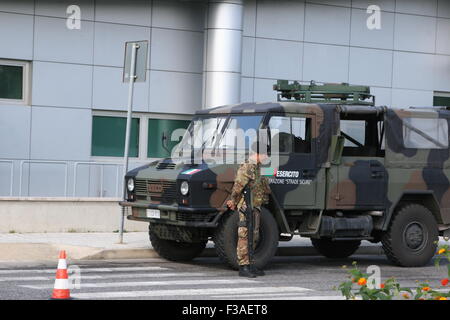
[0,160,14,196]
[19,160,69,197]
[73,162,124,198]
[1,159,136,198]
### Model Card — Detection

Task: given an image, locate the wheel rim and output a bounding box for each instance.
[402,222,427,251]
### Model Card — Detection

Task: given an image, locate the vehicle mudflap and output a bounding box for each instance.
[268,193,291,234]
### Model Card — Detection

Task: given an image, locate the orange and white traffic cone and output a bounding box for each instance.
[50,250,71,300]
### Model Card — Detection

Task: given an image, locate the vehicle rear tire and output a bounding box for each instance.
[149,226,207,262]
[381,203,438,267]
[311,238,361,258]
[213,208,279,270]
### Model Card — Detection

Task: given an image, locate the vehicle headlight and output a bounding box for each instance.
[180,181,189,196]
[127,178,135,192]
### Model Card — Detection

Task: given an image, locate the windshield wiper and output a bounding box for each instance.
[202,118,226,154]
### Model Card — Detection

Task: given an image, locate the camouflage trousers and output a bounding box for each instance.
[237,208,261,266]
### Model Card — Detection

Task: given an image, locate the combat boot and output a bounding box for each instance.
[250,265,265,276]
[239,265,257,278]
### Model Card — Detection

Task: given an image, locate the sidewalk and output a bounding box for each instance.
[0,232,153,262]
[0,232,447,262]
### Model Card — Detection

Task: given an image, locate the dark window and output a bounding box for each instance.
[268,116,311,154]
[147,119,190,158]
[269,116,292,153]
[434,92,450,107]
[91,116,140,157]
[340,117,384,157]
[292,117,311,153]
[0,65,23,100]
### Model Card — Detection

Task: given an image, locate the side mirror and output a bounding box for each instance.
[329,135,344,165]
[161,131,170,154]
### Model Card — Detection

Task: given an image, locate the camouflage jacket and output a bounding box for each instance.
[230,162,271,210]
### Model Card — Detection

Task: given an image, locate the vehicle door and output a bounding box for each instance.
[334,118,386,208]
[265,114,317,208]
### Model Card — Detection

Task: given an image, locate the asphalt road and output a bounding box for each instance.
[0,255,447,300]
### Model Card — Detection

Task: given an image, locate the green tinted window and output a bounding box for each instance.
[91,116,139,157]
[434,96,450,107]
[148,119,190,158]
[0,65,23,100]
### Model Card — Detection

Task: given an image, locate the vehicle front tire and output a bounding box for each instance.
[311,238,361,258]
[381,203,438,267]
[149,226,207,262]
[213,208,279,270]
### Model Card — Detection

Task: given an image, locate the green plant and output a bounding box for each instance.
[337,261,408,300]
[338,241,450,300]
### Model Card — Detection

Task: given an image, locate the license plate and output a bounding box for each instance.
[146,209,160,219]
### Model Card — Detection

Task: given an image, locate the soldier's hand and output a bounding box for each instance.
[226,200,236,211]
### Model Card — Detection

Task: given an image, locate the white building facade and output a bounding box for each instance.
[0,0,449,198]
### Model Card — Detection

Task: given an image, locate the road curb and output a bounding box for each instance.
[85,248,161,260]
[0,243,385,262]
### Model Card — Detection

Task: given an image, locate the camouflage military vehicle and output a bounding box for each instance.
[120,80,450,269]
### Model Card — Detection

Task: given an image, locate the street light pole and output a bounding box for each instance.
[119,42,139,244]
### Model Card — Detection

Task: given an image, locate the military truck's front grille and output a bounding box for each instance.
[176,212,216,223]
[156,162,176,170]
[134,179,177,204]
[135,179,148,195]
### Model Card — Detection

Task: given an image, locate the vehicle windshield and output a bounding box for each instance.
[172,114,263,160]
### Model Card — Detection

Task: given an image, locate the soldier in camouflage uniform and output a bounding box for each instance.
[227,142,271,278]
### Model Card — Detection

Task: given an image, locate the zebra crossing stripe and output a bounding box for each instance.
[212,292,309,299]
[0,266,169,274]
[71,286,311,299]
[0,276,50,282]
[21,278,257,290]
[0,272,209,282]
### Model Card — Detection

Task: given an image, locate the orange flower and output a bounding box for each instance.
[422,286,431,292]
[380,283,385,289]
[441,278,449,286]
[438,248,446,255]
[402,293,410,299]
[439,297,448,300]
[357,278,367,286]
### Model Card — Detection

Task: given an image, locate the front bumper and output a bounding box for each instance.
[119,201,224,227]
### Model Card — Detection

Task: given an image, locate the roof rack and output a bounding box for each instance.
[273,80,375,106]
